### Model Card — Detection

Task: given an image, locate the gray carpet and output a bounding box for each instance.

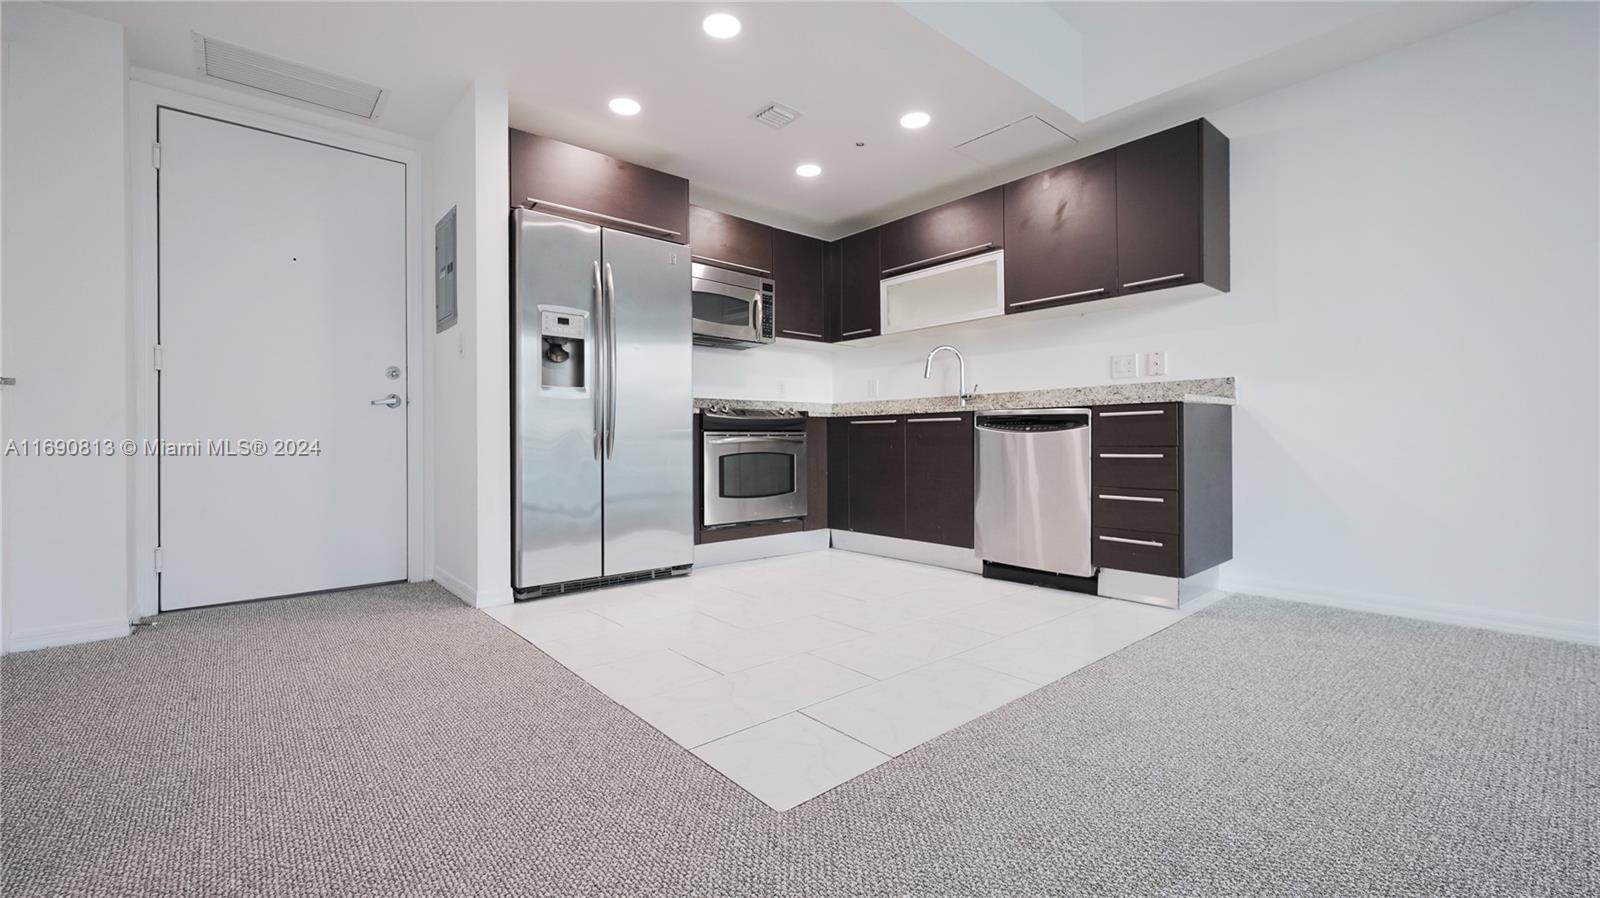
[3,583,1595,898]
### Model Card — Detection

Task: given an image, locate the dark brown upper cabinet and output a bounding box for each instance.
[509,129,688,244]
[771,229,826,342]
[846,416,905,538]
[838,228,881,341]
[688,205,773,275]
[880,187,1004,277]
[1115,119,1229,294]
[822,239,844,342]
[1003,150,1118,313]
[903,413,975,548]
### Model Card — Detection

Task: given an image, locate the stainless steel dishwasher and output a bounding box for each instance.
[974,409,1093,577]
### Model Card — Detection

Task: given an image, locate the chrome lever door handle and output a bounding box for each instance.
[370,394,402,408]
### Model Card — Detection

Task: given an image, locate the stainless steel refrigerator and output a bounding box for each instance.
[512,207,694,595]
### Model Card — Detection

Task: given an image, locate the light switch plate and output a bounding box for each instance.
[1110,354,1136,378]
[1143,351,1167,377]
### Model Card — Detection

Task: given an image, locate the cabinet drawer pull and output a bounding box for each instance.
[1098,452,1165,459]
[691,254,771,277]
[1099,535,1165,548]
[525,197,681,239]
[1098,409,1165,418]
[1122,273,1186,289]
[1098,494,1165,504]
[850,419,897,425]
[909,417,962,423]
[882,243,994,276]
[841,328,875,337]
[780,329,823,339]
[1009,287,1105,307]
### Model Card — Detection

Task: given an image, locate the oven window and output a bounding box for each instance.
[719,452,794,499]
[694,290,753,327]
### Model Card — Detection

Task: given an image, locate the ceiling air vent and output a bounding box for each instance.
[752,102,802,129]
[192,34,387,119]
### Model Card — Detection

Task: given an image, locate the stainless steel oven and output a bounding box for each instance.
[691,262,774,348]
[701,409,807,526]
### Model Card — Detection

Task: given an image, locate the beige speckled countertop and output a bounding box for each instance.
[696,377,1234,417]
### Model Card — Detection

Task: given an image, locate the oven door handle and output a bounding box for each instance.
[705,434,806,445]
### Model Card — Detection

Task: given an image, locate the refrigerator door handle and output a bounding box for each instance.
[591,260,604,459]
[603,261,619,460]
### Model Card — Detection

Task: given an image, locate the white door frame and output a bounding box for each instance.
[128,70,430,619]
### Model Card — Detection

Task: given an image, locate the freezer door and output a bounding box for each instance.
[514,208,604,589]
[600,228,694,575]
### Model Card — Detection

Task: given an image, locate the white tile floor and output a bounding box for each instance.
[485,549,1215,811]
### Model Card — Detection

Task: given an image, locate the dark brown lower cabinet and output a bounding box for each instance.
[903,413,974,548]
[1090,402,1232,577]
[846,416,905,538]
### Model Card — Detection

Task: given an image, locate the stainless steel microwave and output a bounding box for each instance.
[691,262,774,348]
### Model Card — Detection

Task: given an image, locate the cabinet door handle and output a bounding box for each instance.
[850,419,898,425]
[1097,494,1165,503]
[1123,273,1186,289]
[1099,535,1165,548]
[841,328,875,337]
[909,417,962,423]
[780,329,823,339]
[691,254,771,277]
[882,243,994,277]
[1098,453,1165,459]
[1009,287,1105,307]
[525,197,681,239]
[1098,409,1164,418]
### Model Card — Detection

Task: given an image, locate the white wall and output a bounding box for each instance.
[0,3,132,651]
[693,341,834,404]
[833,3,1599,641]
[427,81,511,608]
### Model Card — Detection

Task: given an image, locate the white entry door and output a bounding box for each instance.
[157,109,407,610]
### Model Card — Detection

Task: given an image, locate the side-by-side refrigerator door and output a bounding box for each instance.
[514,208,604,590]
[600,228,694,576]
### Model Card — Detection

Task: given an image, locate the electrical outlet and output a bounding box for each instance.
[1143,351,1167,377]
[1110,354,1136,379]
[867,378,880,398]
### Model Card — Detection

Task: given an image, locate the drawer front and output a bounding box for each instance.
[1093,487,1179,533]
[1092,527,1180,576]
[1093,447,1178,490]
[1092,403,1178,447]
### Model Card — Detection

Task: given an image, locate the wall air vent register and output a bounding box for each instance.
[192,34,388,120]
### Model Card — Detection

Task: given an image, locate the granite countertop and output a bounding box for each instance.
[695,377,1235,417]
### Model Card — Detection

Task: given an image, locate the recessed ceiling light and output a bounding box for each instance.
[900,111,931,130]
[608,97,641,116]
[702,13,742,39]
[795,163,822,178]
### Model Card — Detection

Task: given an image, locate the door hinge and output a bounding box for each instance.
[152,343,163,371]
[153,547,164,574]
[151,142,161,170]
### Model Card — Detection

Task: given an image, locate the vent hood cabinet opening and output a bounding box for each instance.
[879,250,1005,336]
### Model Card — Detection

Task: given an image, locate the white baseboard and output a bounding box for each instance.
[432,567,478,607]
[695,529,830,567]
[1221,576,1599,646]
[473,587,514,609]
[828,530,983,574]
[5,617,131,654]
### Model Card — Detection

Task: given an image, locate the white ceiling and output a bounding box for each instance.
[70,1,1514,238]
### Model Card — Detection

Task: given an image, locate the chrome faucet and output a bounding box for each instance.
[924,345,977,407]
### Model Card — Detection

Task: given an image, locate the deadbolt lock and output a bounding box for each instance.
[385,366,402,380]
